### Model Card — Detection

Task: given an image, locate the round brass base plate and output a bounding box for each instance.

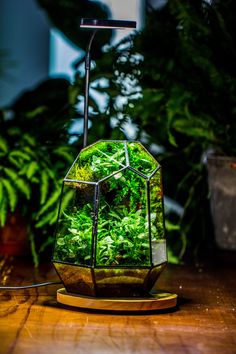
[57,288,178,312]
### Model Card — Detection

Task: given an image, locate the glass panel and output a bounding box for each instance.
[94,267,150,297]
[144,263,167,292]
[53,182,94,265]
[96,168,150,266]
[66,140,126,182]
[127,141,158,177]
[149,168,167,265]
[53,263,96,296]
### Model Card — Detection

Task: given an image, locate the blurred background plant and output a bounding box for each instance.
[1,0,235,264]
[0,79,77,265]
[0,0,112,265]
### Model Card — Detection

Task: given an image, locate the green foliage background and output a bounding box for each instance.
[1,0,236,264]
[86,0,236,261]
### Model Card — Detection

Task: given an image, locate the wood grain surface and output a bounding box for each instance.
[0,255,236,354]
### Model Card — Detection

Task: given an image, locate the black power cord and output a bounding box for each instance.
[0,281,62,290]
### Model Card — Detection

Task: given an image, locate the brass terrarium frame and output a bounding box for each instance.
[53,19,177,311]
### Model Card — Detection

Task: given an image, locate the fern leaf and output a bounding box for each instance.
[23,146,37,158]
[26,161,38,179]
[18,164,28,176]
[40,170,49,205]
[0,196,8,226]
[4,168,31,199]
[44,167,57,181]
[31,176,39,183]
[0,180,3,204]
[0,136,8,154]
[8,155,22,169]
[2,178,17,211]
[37,187,61,218]
[9,150,31,162]
[35,209,57,228]
[60,189,74,211]
[4,167,18,182]
[25,106,47,119]
[7,127,21,137]
[38,236,54,253]
[54,147,74,163]
[15,178,31,199]
[22,134,36,147]
[44,190,73,227]
[167,130,178,147]
[49,209,58,225]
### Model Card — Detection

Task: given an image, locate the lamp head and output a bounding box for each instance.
[80,18,136,30]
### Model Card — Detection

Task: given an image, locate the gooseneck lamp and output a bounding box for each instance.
[81,19,136,148]
[53,18,177,311]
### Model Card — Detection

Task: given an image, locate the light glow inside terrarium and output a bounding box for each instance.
[53,140,167,297]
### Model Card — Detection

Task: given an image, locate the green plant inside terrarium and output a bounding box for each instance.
[53,141,165,268]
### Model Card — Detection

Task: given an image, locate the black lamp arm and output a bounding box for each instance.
[83,29,98,148]
[81,18,136,148]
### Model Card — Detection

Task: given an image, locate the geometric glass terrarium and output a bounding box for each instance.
[52,140,167,297]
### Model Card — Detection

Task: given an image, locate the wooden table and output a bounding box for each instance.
[0,255,236,354]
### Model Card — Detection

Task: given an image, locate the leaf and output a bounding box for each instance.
[4,168,30,199]
[0,196,7,226]
[167,130,178,147]
[25,106,47,119]
[60,189,74,212]
[37,187,61,218]
[22,134,36,146]
[2,178,17,211]
[9,150,31,162]
[167,249,180,264]
[4,167,18,181]
[44,167,57,181]
[173,118,215,141]
[35,209,57,228]
[15,179,31,199]
[40,170,49,205]
[8,155,22,169]
[54,146,74,163]
[7,127,21,136]
[0,180,2,204]
[0,136,8,154]
[38,236,54,253]
[165,220,180,231]
[26,161,38,179]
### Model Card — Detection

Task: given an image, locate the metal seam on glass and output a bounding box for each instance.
[65,155,80,179]
[127,165,148,179]
[124,141,130,166]
[149,165,161,179]
[146,179,153,266]
[97,166,127,183]
[93,265,152,269]
[51,182,65,263]
[53,261,153,269]
[53,260,92,268]
[93,146,126,168]
[63,178,97,185]
[93,183,100,267]
[91,268,97,294]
